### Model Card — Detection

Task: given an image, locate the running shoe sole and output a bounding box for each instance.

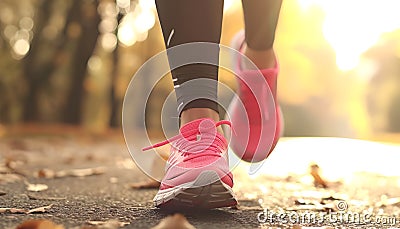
[154,170,237,209]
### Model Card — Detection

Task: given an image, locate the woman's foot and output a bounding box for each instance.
[143,118,237,209]
[228,30,283,163]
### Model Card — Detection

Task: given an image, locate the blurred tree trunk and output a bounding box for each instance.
[109,13,124,128]
[22,0,100,124]
[109,43,120,127]
[0,23,9,122]
[63,0,101,124]
[22,0,53,121]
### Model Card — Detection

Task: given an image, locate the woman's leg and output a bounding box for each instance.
[241,0,282,69]
[228,1,283,163]
[150,0,236,209]
[155,0,224,126]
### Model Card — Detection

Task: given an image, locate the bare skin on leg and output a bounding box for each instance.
[243,47,276,70]
[180,108,223,134]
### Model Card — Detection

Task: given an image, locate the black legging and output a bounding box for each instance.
[155,0,282,115]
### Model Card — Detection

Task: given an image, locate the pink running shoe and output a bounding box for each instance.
[228,31,283,163]
[142,118,237,209]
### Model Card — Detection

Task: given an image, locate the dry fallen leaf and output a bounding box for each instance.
[57,167,106,178]
[320,196,343,202]
[4,160,28,177]
[151,214,196,229]
[130,180,160,189]
[376,196,400,207]
[0,208,27,214]
[28,204,53,214]
[287,200,335,212]
[0,204,53,214]
[26,183,49,192]
[109,177,118,184]
[309,164,328,188]
[36,167,106,179]
[116,158,136,170]
[37,169,56,179]
[0,162,11,173]
[16,219,64,229]
[0,173,22,184]
[27,194,66,201]
[87,220,130,228]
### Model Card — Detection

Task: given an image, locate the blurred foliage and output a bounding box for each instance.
[0,0,164,133]
[0,0,101,124]
[0,0,399,141]
[220,1,400,140]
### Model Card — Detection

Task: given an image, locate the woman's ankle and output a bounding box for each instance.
[243,46,276,70]
[180,108,220,125]
[180,108,223,134]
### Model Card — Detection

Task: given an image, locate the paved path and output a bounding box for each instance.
[1,131,400,228]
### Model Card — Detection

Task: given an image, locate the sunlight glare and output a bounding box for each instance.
[101,33,117,52]
[224,0,235,12]
[88,55,102,72]
[138,0,156,10]
[116,0,130,9]
[134,10,155,33]
[118,24,136,46]
[243,138,400,179]
[13,39,30,56]
[118,12,136,46]
[298,0,400,71]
